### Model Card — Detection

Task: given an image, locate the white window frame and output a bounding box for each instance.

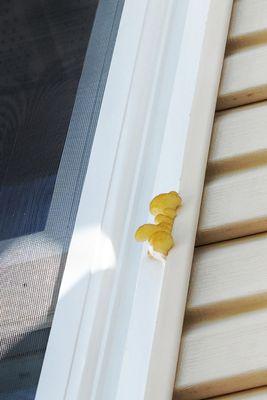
[36,0,233,399]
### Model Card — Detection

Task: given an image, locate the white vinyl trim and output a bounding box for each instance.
[36,1,233,399]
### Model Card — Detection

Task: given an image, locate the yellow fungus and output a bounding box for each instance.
[154,214,174,226]
[162,208,177,219]
[149,231,174,256]
[135,191,181,259]
[135,224,158,242]
[150,191,182,216]
[135,222,172,242]
[157,222,172,232]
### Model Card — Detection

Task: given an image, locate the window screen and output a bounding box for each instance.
[0,0,124,398]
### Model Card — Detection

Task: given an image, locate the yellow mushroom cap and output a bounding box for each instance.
[150,191,182,216]
[162,208,177,218]
[157,222,172,233]
[135,222,172,242]
[135,224,158,242]
[149,231,174,256]
[154,214,174,226]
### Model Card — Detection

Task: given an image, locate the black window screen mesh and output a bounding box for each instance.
[0,0,123,398]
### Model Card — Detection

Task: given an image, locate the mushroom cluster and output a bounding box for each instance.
[135,191,182,260]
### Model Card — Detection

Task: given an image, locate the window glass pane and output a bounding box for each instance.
[0,0,123,398]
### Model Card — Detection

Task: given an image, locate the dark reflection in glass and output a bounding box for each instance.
[0,0,124,397]
[0,0,98,240]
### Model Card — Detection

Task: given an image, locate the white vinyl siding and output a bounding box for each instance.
[218,0,267,110]
[197,101,267,245]
[210,387,267,399]
[174,1,267,399]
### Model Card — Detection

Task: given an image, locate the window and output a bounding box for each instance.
[0,0,123,398]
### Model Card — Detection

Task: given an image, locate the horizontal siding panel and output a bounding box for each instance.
[176,5,267,400]
[228,0,267,50]
[217,44,267,110]
[209,386,267,399]
[175,309,267,400]
[197,164,267,245]
[209,102,267,170]
[187,233,267,318]
[198,101,267,245]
